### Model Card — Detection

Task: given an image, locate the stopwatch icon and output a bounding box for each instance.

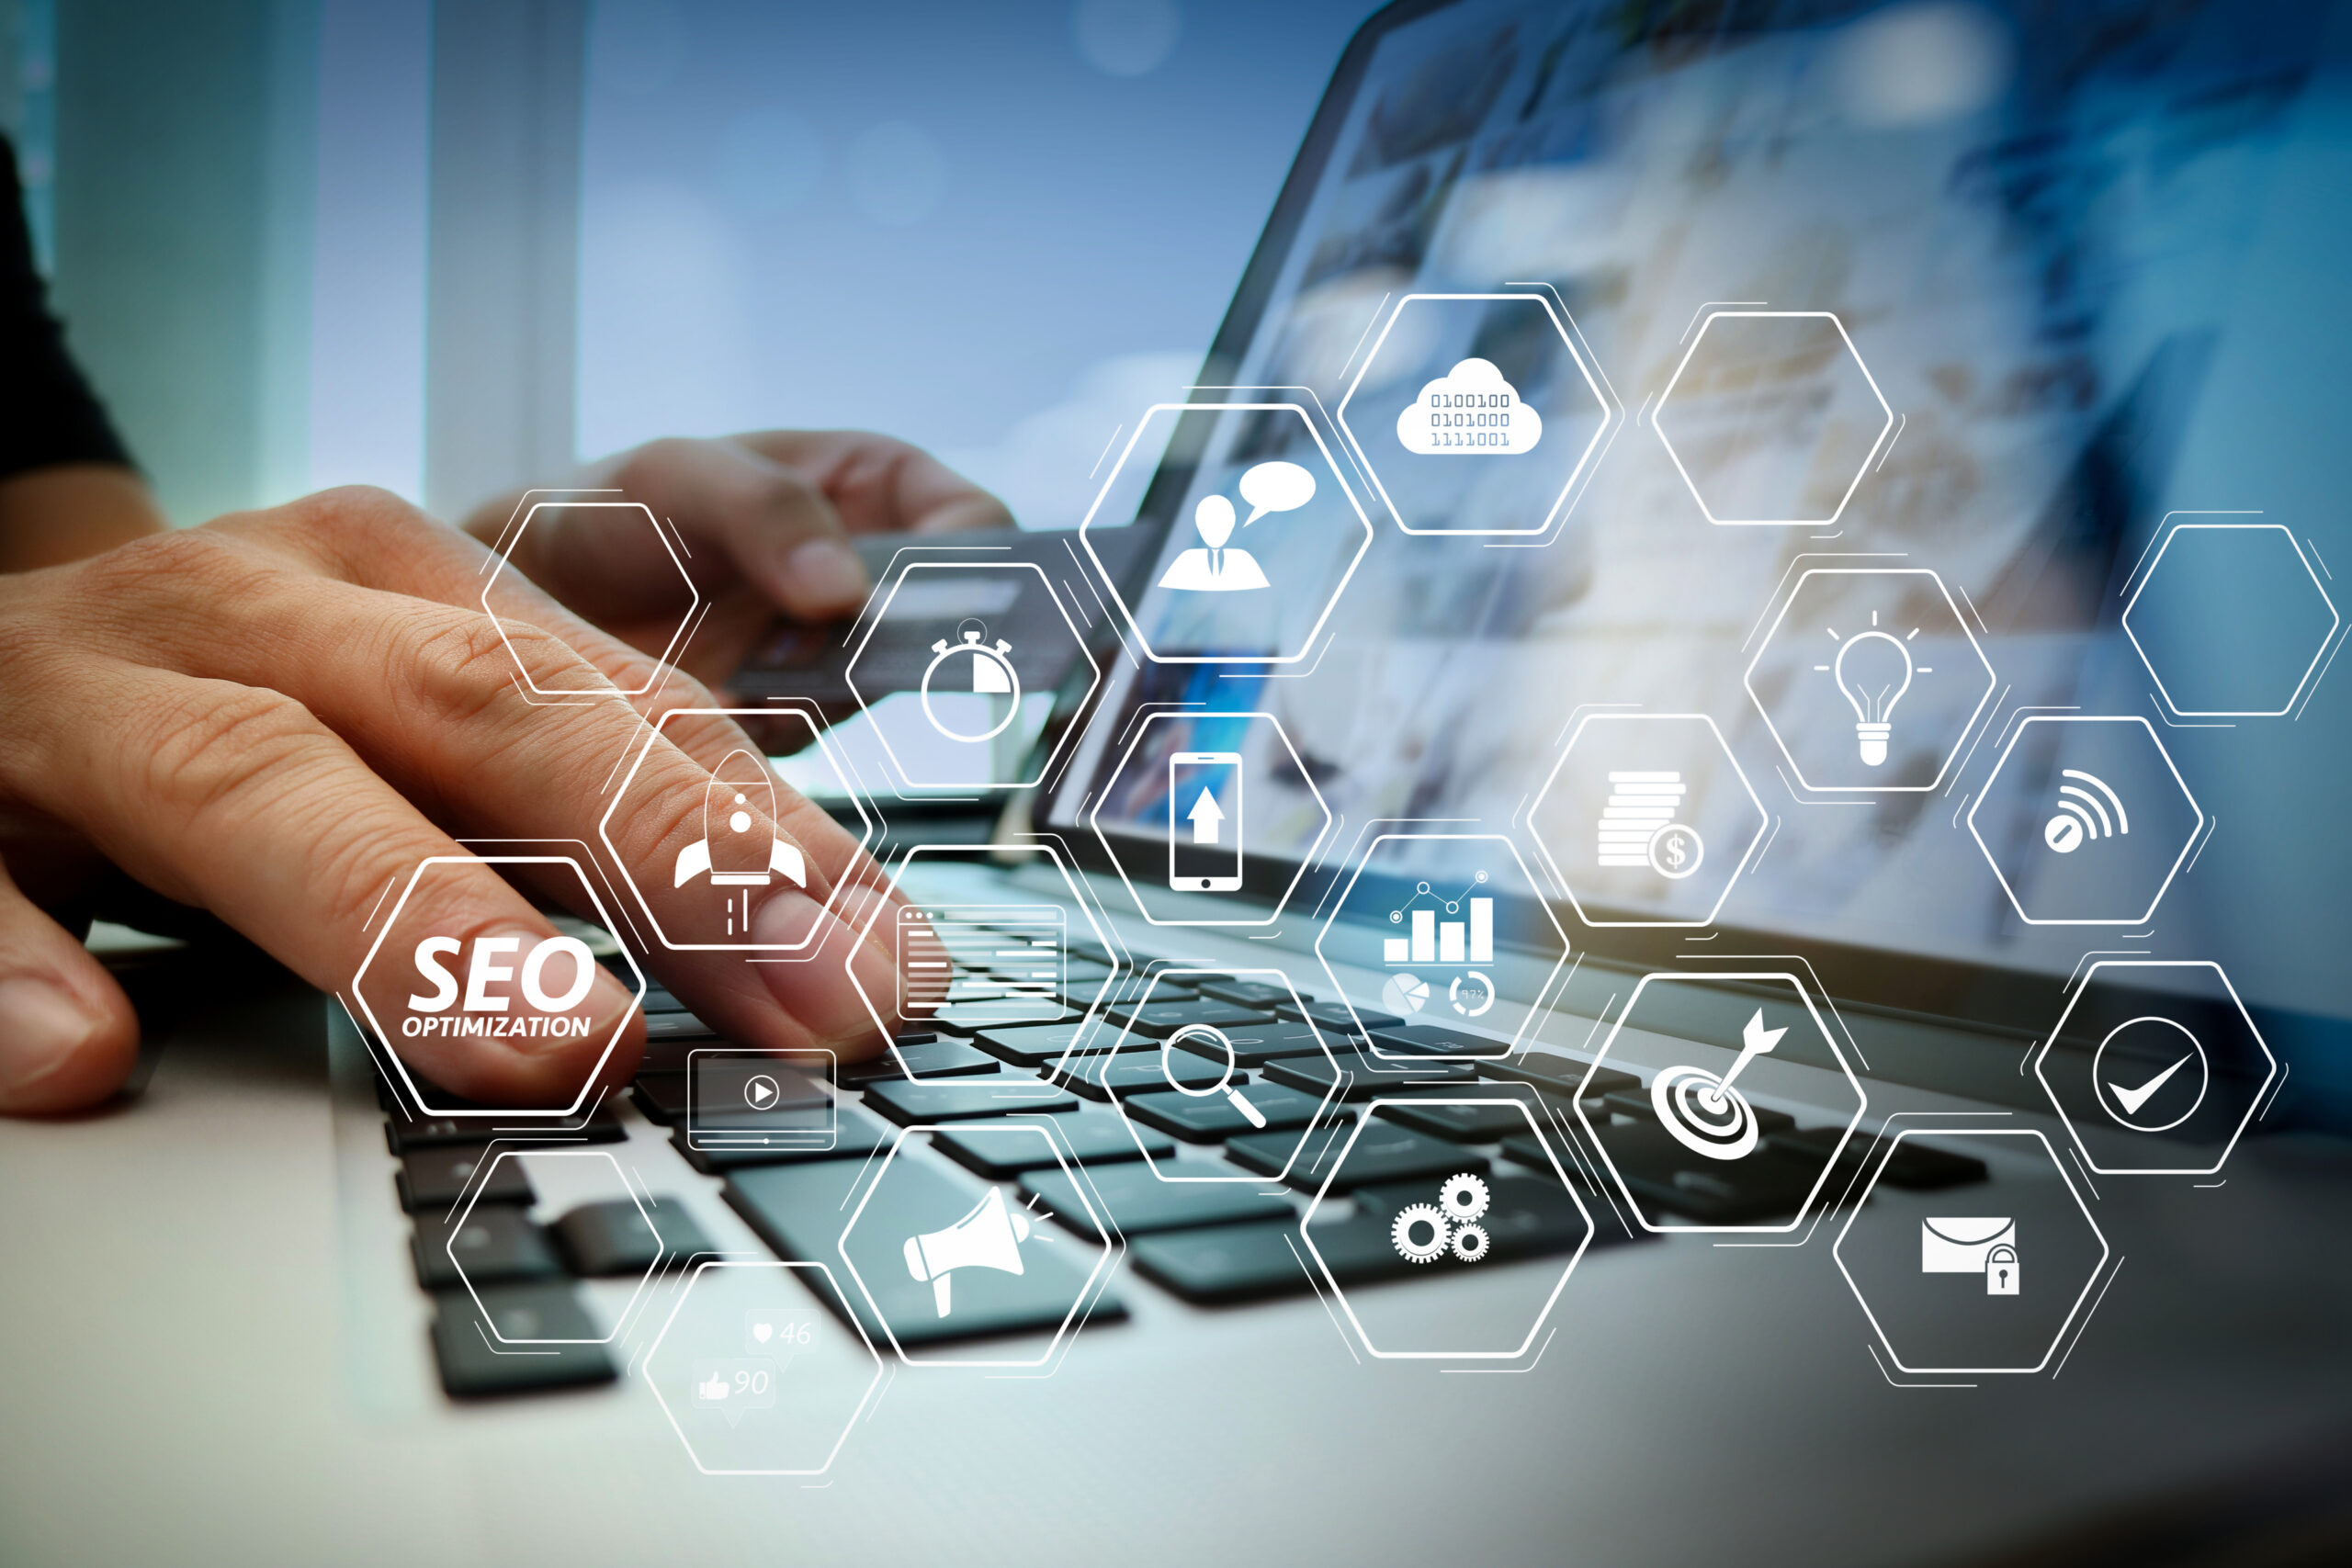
[921,618,1022,742]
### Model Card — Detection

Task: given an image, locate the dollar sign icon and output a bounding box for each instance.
[1648,823,1703,881]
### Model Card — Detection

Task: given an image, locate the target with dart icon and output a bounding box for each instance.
[1651,1010,1785,1161]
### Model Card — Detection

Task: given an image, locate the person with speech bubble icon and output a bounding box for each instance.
[1155,460,1315,593]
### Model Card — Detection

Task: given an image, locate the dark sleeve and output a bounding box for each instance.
[0,133,134,480]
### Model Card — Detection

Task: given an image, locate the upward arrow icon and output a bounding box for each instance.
[1187,788,1225,845]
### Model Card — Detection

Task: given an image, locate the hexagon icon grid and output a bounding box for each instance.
[843,560,1100,792]
[481,501,699,696]
[1085,709,1332,926]
[1834,1129,2109,1377]
[1576,972,1866,1235]
[842,842,1123,1087]
[1653,310,1894,527]
[1964,716,2204,927]
[1335,291,1619,538]
[1078,401,1375,665]
[2122,521,2341,717]
[448,1149,659,1343]
[837,1121,1119,1369]
[1101,967,1341,1183]
[349,854,644,1118]
[2034,960,2278,1178]
[1528,713,1769,928]
[1313,833,1569,1061]
[598,705,875,953]
[1301,1098,1592,1359]
[644,1260,884,1476]
[1744,569,1997,792]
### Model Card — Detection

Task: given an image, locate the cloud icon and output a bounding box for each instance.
[1396,357,1543,456]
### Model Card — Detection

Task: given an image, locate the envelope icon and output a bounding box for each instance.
[1920,1217,2015,1274]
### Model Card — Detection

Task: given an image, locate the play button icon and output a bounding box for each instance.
[744,1074,781,1110]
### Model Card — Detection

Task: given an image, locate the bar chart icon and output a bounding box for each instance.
[1383,896,1493,964]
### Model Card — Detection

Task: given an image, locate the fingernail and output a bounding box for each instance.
[0,976,99,1097]
[785,539,869,612]
[752,891,893,1046]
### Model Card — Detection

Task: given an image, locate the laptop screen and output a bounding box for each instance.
[1045,0,2352,1033]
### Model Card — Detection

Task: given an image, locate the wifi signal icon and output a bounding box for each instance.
[2042,769,2130,854]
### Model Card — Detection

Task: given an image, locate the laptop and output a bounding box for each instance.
[12,2,2352,1563]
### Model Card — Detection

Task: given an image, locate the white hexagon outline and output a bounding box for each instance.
[644,1258,884,1476]
[1334,290,1619,537]
[837,1119,1118,1369]
[1575,971,1867,1235]
[1099,965,1342,1183]
[842,559,1100,792]
[842,841,1124,1089]
[1833,1128,2109,1376]
[481,501,699,696]
[1743,568,1998,793]
[1313,832,1570,1062]
[2033,959,2278,1178]
[2121,522,2341,718]
[1301,1096,1593,1359]
[1528,713,1769,929]
[1653,310,1894,527]
[596,705,875,953]
[351,853,644,1118]
[1084,709,1333,926]
[1077,401,1375,665]
[1963,715,2205,927]
[447,1147,657,1343]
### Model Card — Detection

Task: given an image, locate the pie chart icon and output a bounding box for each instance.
[1382,973,1431,1016]
[744,1074,781,1110]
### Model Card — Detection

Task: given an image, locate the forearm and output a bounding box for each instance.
[0,464,168,571]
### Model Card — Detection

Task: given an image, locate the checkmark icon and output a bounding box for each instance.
[2109,1053,2191,1116]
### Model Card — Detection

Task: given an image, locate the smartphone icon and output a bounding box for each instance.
[1169,752,1244,892]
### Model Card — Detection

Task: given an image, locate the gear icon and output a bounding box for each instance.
[1439,1171,1490,1224]
[1450,1222,1490,1263]
[1391,1203,1451,1264]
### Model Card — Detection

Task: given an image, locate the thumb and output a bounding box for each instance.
[0,855,141,1113]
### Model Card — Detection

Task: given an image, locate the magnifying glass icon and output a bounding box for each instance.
[1161,1025,1267,1129]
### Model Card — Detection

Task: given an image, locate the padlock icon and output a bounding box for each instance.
[1985,1243,2020,1296]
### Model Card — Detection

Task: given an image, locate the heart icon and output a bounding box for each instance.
[752,1322,773,1343]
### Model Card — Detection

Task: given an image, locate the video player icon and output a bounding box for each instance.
[745,1075,782,1111]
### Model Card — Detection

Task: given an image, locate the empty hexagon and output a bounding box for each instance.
[1745,568,1996,792]
[599,705,874,953]
[350,854,643,1118]
[2034,960,2278,1178]
[447,1148,659,1344]
[2123,521,2340,717]
[843,559,1100,791]
[1835,1129,2109,1376]
[1528,713,1768,928]
[481,500,698,696]
[1336,291,1619,539]
[1300,1096,1592,1359]
[1314,833,1568,1061]
[1654,310,1894,526]
[1965,716,2203,926]
[1577,972,1865,1235]
[1079,400,1374,664]
[644,1260,884,1476]
[838,1121,1119,1369]
[1086,709,1331,925]
[1101,966,1341,1183]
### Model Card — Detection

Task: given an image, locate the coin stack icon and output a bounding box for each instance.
[1598,772,1702,879]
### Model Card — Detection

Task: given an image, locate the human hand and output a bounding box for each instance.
[0,486,910,1113]
[465,431,1012,688]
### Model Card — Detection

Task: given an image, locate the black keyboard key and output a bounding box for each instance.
[932,1114,1171,1178]
[1770,1126,1989,1190]
[1125,1082,1349,1142]
[1481,1056,1639,1100]
[1279,999,1400,1035]
[384,1103,624,1154]
[1021,1163,1295,1236]
[837,1040,1002,1086]
[398,1147,534,1213]
[640,984,687,1013]
[1130,1213,1408,1303]
[1262,1053,1477,1101]
[1233,1121,1485,1193]
[1590,1122,1821,1224]
[1498,1132,1598,1184]
[549,1196,714,1276]
[1046,1051,1239,1102]
[726,1159,1123,1346]
[644,1010,720,1042]
[863,1077,1078,1124]
[671,1106,895,1172]
[1376,1099,1541,1144]
[430,1284,615,1398]
[972,1022,1150,1067]
[1351,1174,1604,1262]
[411,1206,561,1291]
[1168,1020,1335,1067]
[1109,998,1277,1039]
[921,1003,1073,1037]
[1601,1087,1795,1137]
[1196,978,1301,1010]
[1364,1021,1511,1057]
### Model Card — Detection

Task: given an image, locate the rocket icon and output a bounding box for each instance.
[674,750,807,889]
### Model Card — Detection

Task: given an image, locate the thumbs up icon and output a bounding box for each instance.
[695,1370,729,1402]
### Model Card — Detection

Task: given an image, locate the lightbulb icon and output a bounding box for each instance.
[1832,622,1914,767]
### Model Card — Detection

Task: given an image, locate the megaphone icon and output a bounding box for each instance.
[902,1185,1033,1318]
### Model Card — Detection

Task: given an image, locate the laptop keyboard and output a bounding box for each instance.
[382,922,1993,1399]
